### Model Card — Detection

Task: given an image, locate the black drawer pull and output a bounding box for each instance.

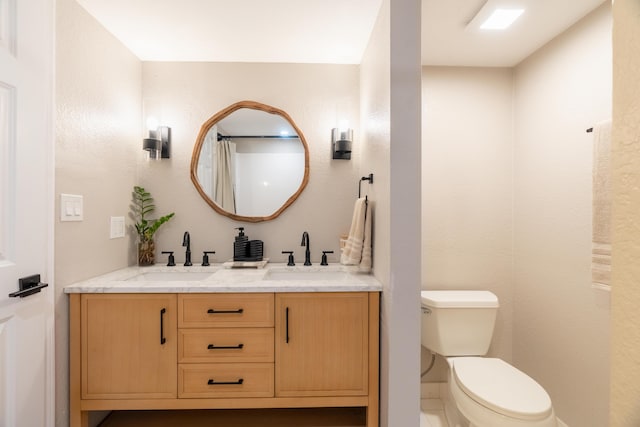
[207,343,244,350]
[207,308,244,314]
[285,307,290,343]
[160,308,167,345]
[207,378,244,385]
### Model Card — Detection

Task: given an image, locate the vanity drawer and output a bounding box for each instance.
[178,363,274,398]
[179,293,274,328]
[178,328,274,363]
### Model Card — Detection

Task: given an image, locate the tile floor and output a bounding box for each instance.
[420,399,450,427]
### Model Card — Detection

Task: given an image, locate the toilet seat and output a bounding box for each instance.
[452,357,553,421]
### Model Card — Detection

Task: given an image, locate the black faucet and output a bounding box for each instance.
[300,231,311,266]
[182,231,192,266]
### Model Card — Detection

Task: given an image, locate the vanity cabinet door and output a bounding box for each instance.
[81,294,177,399]
[274,292,369,397]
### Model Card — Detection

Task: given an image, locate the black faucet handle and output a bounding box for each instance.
[321,251,334,266]
[161,251,175,266]
[202,251,216,266]
[282,251,295,266]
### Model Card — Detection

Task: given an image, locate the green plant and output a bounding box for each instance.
[132,186,175,242]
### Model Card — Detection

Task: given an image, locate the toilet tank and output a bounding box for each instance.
[421,290,499,357]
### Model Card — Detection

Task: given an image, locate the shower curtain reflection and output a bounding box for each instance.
[214,138,236,213]
[197,127,237,214]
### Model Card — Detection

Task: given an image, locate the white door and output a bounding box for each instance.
[0,0,55,426]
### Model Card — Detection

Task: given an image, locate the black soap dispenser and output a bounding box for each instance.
[233,227,249,261]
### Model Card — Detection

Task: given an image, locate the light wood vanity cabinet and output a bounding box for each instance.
[275,293,369,397]
[69,291,379,427]
[177,293,275,398]
[79,294,177,399]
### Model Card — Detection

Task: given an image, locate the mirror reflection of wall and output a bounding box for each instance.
[233,137,304,216]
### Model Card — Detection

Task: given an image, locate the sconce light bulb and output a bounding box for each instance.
[146,116,159,131]
[338,119,350,132]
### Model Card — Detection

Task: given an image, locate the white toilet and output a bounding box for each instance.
[421,290,557,427]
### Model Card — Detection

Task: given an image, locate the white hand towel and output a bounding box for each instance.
[592,120,612,289]
[340,197,372,272]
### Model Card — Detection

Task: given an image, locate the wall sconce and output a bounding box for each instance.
[143,118,171,160]
[332,127,353,160]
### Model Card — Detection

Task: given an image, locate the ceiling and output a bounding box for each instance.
[76,0,607,67]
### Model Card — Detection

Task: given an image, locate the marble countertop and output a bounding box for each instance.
[63,263,383,293]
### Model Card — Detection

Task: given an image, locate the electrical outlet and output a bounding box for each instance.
[110,216,125,239]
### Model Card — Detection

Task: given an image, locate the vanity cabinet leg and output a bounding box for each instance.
[69,410,88,427]
[366,406,379,427]
[69,294,86,427]
[368,292,380,427]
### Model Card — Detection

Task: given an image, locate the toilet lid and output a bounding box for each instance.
[453,358,553,421]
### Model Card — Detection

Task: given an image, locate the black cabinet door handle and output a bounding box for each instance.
[207,308,244,314]
[160,308,167,345]
[285,307,290,343]
[207,343,244,350]
[207,378,244,385]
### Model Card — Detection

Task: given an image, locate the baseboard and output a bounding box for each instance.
[420,382,444,399]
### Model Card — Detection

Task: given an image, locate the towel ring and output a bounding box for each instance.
[358,174,374,198]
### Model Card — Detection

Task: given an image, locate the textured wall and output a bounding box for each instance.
[55,0,142,425]
[140,62,360,266]
[360,0,423,425]
[359,1,392,423]
[611,0,640,424]
[513,4,611,426]
[421,67,515,379]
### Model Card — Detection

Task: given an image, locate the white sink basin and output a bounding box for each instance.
[127,271,216,281]
[265,269,349,281]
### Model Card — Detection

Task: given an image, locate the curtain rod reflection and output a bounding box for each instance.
[217,132,299,141]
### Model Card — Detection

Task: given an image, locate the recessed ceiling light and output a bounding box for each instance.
[480,8,524,30]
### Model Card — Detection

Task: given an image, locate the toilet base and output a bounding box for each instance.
[442,359,557,427]
[441,384,467,427]
[443,383,558,427]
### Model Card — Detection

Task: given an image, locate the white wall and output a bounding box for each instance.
[359,1,392,422]
[513,4,611,426]
[233,139,305,216]
[360,0,422,425]
[421,67,514,380]
[611,0,640,424]
[140,62,360,266]
[55,0,142,425]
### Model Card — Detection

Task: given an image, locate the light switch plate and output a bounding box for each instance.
[60,194,83,222]
[110,216,125,239]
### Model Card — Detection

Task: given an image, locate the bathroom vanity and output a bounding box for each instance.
[65,265,381,427]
